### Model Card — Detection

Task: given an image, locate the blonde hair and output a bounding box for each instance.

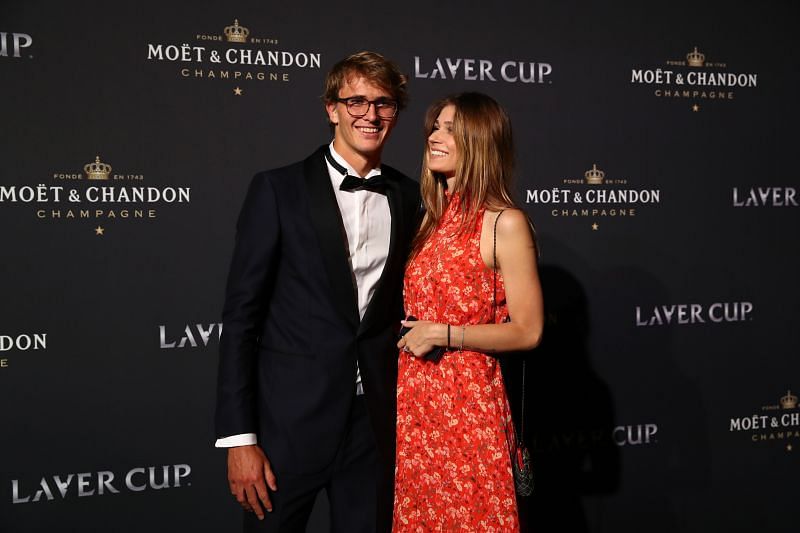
[411,92,516,258]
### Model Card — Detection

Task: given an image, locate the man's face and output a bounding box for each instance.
[326,76,398,163]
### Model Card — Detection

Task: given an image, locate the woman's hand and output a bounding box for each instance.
[397,320,447,357]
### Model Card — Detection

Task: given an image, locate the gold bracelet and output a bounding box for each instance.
[459,326,465,352]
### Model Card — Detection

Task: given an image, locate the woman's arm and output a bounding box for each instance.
[398,208,544,356]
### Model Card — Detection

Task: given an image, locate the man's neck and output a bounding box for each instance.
[331,140,381,178]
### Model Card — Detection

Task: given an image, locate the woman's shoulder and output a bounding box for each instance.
[485,207,532,236]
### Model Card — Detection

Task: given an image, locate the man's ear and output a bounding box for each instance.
[325,102,339,126]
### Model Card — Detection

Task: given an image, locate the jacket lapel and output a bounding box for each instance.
[304,146,360,329]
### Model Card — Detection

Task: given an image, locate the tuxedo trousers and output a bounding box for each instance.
[243,395,379,533]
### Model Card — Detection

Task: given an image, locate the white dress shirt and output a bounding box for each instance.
[215,143,391,448]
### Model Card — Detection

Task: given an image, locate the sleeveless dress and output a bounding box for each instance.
[393,193,519,532]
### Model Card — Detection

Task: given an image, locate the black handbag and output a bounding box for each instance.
[492,210,534,497]
[509,364,533,496]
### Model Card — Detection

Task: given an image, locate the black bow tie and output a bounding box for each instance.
[325,148,388,193]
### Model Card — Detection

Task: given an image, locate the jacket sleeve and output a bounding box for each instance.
[215,172,280,438]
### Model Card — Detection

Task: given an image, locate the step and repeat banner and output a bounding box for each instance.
[1,1,797,531]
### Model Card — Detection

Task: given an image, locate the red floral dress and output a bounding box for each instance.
[393,194,519,532]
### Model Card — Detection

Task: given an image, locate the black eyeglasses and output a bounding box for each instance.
[335,97,399,119]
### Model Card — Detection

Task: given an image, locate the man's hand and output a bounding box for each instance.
[228,445,278,520]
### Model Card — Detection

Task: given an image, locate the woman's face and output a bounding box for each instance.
[427,104,458,179]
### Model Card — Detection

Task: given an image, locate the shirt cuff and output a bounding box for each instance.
[215,433,257,448]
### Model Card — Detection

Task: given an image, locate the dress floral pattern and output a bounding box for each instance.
[394,194,519,532]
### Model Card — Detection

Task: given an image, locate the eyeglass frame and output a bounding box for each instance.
[334,96,399,119]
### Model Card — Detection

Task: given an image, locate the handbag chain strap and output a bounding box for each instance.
[492,210,525,442]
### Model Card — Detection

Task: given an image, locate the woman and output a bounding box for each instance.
[394,92,544,531]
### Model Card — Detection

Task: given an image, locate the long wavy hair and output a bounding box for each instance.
[410,92,517,259]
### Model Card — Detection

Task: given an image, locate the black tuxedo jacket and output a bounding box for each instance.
[215,145,420,498]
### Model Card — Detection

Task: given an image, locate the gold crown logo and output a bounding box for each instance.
[224,19,249,43]
[686,46,705,67]
[781,390,798,409]
[84,155,112,180]
[584,164,605,185]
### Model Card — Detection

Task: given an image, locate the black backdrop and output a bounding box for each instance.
[2,1,798,531]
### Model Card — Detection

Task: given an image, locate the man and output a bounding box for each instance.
[215,51,421,532]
